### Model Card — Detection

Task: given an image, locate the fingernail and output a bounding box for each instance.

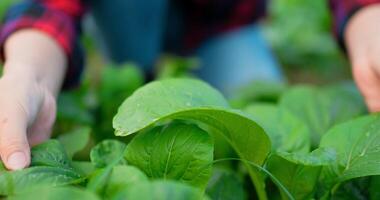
[7,152,27,170]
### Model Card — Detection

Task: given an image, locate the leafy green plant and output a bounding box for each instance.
[0,77,378,200]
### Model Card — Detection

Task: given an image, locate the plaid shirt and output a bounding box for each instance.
[1,0,379,87]
[329,0,380,50]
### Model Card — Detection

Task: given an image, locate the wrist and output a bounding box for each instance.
[2,61,40,84]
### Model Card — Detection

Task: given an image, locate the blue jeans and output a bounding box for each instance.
[89,0,284,95]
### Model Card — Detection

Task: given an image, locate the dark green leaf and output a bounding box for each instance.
[125,122,213,189]
[31,140,72,169]
[0,166,82,195]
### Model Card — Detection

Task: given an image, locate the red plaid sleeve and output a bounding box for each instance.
[0,0,85,88]
[329,0,380,50]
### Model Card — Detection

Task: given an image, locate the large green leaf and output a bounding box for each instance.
[206,168,247,200]
[90,140,127,168]
[0,166,82,195]
[58,127,91,159]
[319,114,380,192]
[245,103,310,153]
[125,122,213,189]
[112,180,203,200]
[9,186,100,200]
[267,148,335,200]
[30,140,72,169]
[279,85,365,147]
[113,78,271,198]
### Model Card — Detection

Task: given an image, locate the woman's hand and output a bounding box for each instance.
[1,30,67,170]
[345,4,380,112]
[0,69,56,170]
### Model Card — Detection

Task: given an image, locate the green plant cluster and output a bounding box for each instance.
[1,64,380,199]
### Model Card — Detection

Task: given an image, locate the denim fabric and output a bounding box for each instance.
[195,24,285,96]
[89,0,283,95]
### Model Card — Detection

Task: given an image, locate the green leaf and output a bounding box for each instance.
[9,186,100,200]
[112,180,203,200]
[113,78,271,198]
[125,122,213,189]
[58,127,91,159]
[31,140,72,169]
[319,114,380,190]
[90,140,127,168]
[0,166,82,195]
[279,85,365,147]
[206,168,247,200]
[245,103,310,153]
[267,148,336,200]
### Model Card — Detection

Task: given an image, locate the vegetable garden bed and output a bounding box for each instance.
[1,69,379,200]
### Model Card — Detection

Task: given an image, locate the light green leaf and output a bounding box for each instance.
[31,140,72,169]
[267,148,336,200]
[206,168,246,200]
[125,122,213,189]
[319,114,380,190]
[9,186,100,200]
[245,103,310,153]
[112,180,203,200]
[58,127,91,159]
[113,78,271,198]
[90,140,127,168]
[0,166,82,195]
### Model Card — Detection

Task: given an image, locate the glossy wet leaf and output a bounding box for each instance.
[319,114,380,190]
[9,186,100,200]
[112,180,203,200]
[245,103,310,153]
[90,140,127,168]
[113,78,271,196]
[267,148,336,200]
[125,122,213,189]
[58,127,91,159]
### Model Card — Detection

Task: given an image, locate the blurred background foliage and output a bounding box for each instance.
[0,0,353,141]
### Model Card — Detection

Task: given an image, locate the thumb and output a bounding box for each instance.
[0,102,30,170]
